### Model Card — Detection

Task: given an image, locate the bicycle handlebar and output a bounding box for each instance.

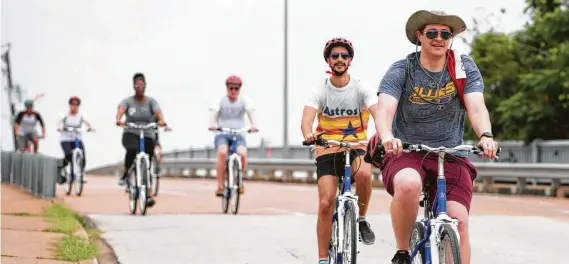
[124,122,158,130]
[378,142,501,158]
[302,131,368,148]
[212,127,257,134]
[61,127,93,133]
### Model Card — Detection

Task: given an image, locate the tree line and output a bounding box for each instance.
[463,0,569,142]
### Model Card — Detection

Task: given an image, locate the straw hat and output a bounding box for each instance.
[405,10,467,45]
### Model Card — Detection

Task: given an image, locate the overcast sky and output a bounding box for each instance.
[1,0,528,169]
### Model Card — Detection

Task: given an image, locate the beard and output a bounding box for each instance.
[331,63,347,76]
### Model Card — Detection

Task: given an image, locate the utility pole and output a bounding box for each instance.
[283,0,290,158]
[1,43,18,151]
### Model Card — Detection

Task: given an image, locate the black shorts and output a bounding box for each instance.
[315,148,366,183]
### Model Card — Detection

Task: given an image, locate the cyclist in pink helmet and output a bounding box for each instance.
[301,37,383,264]
[209,75,258,197]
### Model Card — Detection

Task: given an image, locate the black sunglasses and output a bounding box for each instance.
[227,86,240,91]
[424,29,453,40]
[330,52,350,60]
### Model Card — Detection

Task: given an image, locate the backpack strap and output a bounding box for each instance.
[446,49,467,107]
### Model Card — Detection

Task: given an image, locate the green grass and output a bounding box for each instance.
[55,235,98,262]
[41,203,99,261]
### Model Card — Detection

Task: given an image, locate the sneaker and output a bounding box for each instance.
[318,258,329,264]
[358,220,376,245]
[146,197,156,207]
[215,185,224,197]
[391,250,411,264]
[118,173,127,186]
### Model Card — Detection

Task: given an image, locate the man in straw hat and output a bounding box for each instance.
[364,10,498,264]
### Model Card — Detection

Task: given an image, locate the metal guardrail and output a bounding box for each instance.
[163,139,569,164]
[1,151,59,198]
[87,157,569,198]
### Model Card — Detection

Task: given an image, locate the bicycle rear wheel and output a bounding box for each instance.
[150,155,160,197]
[409,221,426,263]
[230,159,241,215]
[221,161,230,214]
[438,224,461,264]
[342,201,358,264]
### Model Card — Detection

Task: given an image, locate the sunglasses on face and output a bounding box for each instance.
[424,29,452,40]
[330,52,350,60]
[227,86,240,91]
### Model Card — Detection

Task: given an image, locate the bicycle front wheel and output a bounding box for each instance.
[343,201,358,264]
[73,151,84,196]
[230,159,241,215]
[139,158,149,215]
[409,222,426,263]
[438,224,461,264]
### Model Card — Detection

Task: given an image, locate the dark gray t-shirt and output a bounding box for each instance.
[378,51,484,157]
[119,96,160,139]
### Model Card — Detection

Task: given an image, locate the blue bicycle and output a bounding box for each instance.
[211,127,256,214]
[303,131,368,264]
[123,122,158,216]
[375,142,500,264]
[60,126,93,196]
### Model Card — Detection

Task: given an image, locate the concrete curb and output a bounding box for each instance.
[81,215,121,264]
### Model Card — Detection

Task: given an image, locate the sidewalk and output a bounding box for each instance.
[1,184,95,264]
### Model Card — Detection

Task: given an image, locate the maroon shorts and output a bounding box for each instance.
[378,152,478,213]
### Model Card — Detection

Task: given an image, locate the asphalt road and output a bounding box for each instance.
[60,176,569,264]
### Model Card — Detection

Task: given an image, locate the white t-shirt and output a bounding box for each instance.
[58,112,88,142]
[210,95,254,130]
[305,76,377,142]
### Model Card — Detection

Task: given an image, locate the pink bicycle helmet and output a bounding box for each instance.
[323,37,354,62]
[225,75,243,86]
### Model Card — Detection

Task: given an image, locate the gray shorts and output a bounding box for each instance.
[17,132,38,150]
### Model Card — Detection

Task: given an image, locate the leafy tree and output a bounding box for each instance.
[464,0,569,142]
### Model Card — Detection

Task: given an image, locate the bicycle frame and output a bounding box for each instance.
[402,144,500,263]
[410,151,459,264]
[304,134,368,262]
[216,128,250,191]
[332,145,361,260]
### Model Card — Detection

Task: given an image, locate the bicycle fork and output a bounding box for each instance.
[332,195,360,259]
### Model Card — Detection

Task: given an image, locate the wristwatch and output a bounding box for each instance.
[480,132,493,139]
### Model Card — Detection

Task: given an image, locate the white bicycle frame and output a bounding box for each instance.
[62,127,84,180]
[126,122,157,195]
[227,152,242,192]
[216,127,249,192]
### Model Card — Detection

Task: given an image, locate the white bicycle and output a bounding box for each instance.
[61,127,92,196]
[303,132,367,264]
[375,142,500,264]
[212,127,256,214]
[123,122,158,216]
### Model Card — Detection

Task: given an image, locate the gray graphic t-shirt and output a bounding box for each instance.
[378,51,484,157]
[119,96,160,139]
[210,95,253,130]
